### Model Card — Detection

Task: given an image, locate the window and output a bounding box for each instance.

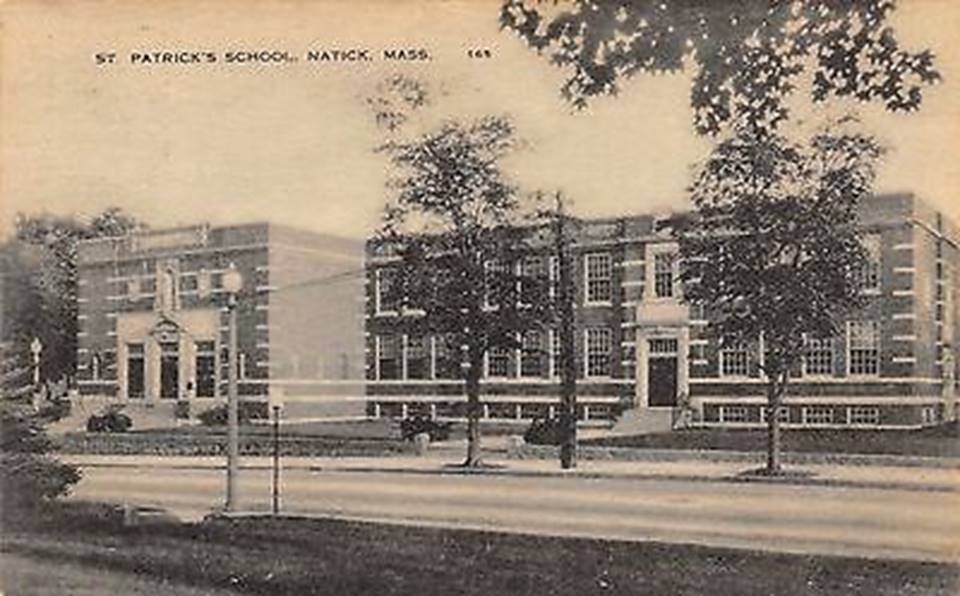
[91,353,102,380]
[484,259,511,309]
[848,321,880,376]
[654,252,676,298]
[549,329,561,378]
[127,343,145,399]
[140,276,156,295]
[180,274,198,292]
[549,256,560,299]
[434,334,461,380]
[520,330,543,377]
[720,340,750,377]
[377,335,401,380]
[585,328,612,378]
[519,257,548,306]
[197,270,211,298]
[376,269,399,314]
[804,406,834,425]
[486,346,510,378]
[760,406,790,424]
[719,406,749,423]
[804,336,834,376]
[857,234,881,292]
[849,406,879,425]
[406,335,429,380]
[195,341,216,397]
[922,406,938,425]
[584,253,612,303]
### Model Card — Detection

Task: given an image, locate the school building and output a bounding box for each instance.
[363,194,958,429]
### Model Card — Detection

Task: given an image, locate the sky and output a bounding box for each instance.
[2,0,958,240]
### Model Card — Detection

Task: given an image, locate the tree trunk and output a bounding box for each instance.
[766,379,783,475]
[556,194,577,469]
[463,360,483,467]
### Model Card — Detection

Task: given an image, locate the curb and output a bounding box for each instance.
[305,463,958,493]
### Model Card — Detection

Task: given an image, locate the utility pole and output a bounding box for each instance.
[554,193,577,469]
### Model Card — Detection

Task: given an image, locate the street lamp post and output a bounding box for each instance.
[222,263,244,512]
[30,337,42,389]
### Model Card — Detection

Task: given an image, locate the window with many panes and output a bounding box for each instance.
[719,406,749,423]
[585,328,612,378]
[549,329,561,378]
[654,252,676,298]
[804,406,834,425]
[720,341,750,377]
[520,330,543,377]
[377,335,401,380]
[485,260,510,308]
[760,406,790,424]
[519,256,547,306]
[848,321,880,376]
[804,336,834,376]
[584,253,612,303]
[376,269,399,313]
[434,334,461,379]
[857,234,881,292]
[848,406,880,425]
[405,335,429,379]
[486,346,511,377]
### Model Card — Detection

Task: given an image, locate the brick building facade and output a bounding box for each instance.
[76,223,366,420]
[364,194,959,429]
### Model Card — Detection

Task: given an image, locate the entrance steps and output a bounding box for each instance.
[609,407,674,436]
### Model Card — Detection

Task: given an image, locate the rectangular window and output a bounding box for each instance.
[585,328,612,378]
[484,260,511,309]
[197,270,211,298]
[760,406,790,424]
[720,341,750,377]
[804,406,834,425]
[195,341,216,397]
[140,276,157,295]
[486,346,511,378]
[804,336,834,376]
[376,269,399,314]
[127,343,145,399]
[433,334,460,380]
[377,335,401,380]
[848,321,880,376]
[549,256,560,299]
[520,330,544,377]
[549,329,561,378]
[719,405,749,423]
[180,274,198,292]
[406,335,429,380]
[849,406,880,425]
[519,256,548,306]
[159,342,179,399]
[654,252,676,298]
[857,234,881,292]
[584,253,612,303]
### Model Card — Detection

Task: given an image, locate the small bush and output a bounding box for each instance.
[86,410,132,433]
[174,400,191,420]
[400,416,452,442]
[523,417,563,446]
[1,452,82,513]
[198,402,268,427]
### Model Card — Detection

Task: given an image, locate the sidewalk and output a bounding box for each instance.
[63,451,960,493]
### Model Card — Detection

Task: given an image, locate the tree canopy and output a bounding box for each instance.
[501,0,940,134]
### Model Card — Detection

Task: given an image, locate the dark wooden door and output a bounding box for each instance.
[648,357,678,407]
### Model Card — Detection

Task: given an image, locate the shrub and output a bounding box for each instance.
[197,401,268,427]
[86,410,133,433]
[174,400,191,420]
[1,452,82,511]
[399,416,452,442]
[523,417,563,446]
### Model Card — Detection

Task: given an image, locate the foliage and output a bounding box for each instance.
[501,0,940,134]
[523,417,564,445]
[370,77,553,465]
[1,399,81,512]
[399,416,453,442]
[174,400,191,420]
[4,207,141,384]
[86,410,133,433]
[197,402,268,427]
[673,118,882,471]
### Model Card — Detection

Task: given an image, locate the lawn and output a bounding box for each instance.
[3,501,957,596]
[583,421,960,458]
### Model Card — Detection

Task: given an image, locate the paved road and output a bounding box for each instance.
[70,464,960,563]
